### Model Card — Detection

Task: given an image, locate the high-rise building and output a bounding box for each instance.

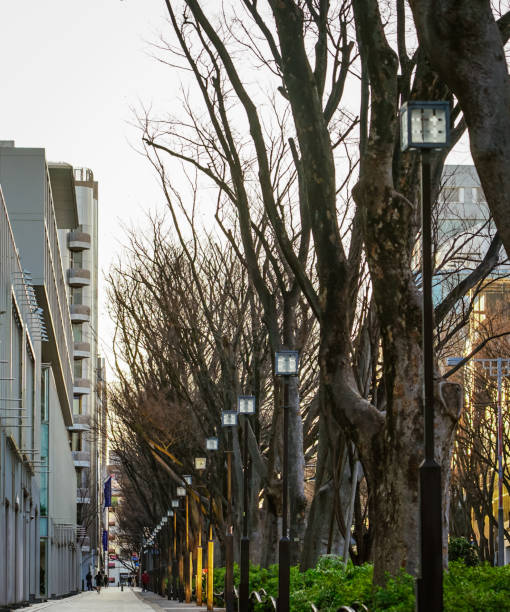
[0,144,80,605]
[0,143,106,605]
[58,166,106,584]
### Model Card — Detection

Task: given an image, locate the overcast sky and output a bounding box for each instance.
[0,0,176,361]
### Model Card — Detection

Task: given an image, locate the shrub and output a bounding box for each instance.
[448,537,479,566]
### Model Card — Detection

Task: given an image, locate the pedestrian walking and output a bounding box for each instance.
[95,570,103,594]
[103,573,108,588]
[141,570,150,592]
[86,571,93,591]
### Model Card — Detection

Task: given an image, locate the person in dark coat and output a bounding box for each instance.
[95,570,103,594]
[86,571,93,591]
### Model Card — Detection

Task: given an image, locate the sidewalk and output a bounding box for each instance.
[16,588,225,612]
[135,590,225,611]
[17,587,154,611]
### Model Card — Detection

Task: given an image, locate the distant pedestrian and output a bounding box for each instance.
[141,571,150,592]
[95,570,103,594]
[103,574,108,588]
[86,571,93,591]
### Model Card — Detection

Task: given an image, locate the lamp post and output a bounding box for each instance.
[448,355,510,565]
[275,350,299,612]
[206,436,219,611]
[222,410,238,612]
[177,486,187,601]
[171,499,180,600]
[194,457,207,606]
[238,395,256,611]
[400,100,450,611]
[181,476,193,603]
[166,510,174,600]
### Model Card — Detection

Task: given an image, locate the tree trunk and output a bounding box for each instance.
[301,417,348,569]
[287,376,307,563]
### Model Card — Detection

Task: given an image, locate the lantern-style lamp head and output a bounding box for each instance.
[161,517,167,524]
[400,101,450,151]
[171,499,180,508]
[206,436,219,451]
[176,486,186,497]
[275,350,299,376]
[238,395,256,415]
[183,474,192,485]
[222,410,238,427]
[167,509,173,517]
[194,457,207,470]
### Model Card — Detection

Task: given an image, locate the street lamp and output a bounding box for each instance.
[400,100,450,612]
[176,488,188,601]
[205,436,218,611]
[222,409,238,612]
[180,478,193,602]
[170,501,180,600]
[237,395,256,611]
[274,350,299,612]
[448,355,510,566]
[206,436,219,451]
[194,457,207,605]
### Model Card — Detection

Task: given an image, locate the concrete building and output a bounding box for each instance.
[57,166,106,585]
[0,144,80,606]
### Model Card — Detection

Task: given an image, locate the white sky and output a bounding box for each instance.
[0,0,175,363]
[0,0,474,371]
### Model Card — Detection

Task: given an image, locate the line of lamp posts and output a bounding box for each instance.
[141,350,299,612]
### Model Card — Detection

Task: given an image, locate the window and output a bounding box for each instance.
[71,432,82,452]
[71,287,83,305]
[72,324,83,342]
[71,250,83,268]
[74,361,82,378]
[73,396,83,415]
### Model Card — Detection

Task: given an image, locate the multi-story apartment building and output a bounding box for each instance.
[58,166,106,585]
[0,144,80,605]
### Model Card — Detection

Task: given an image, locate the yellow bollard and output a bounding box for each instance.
[207,535,214,611]
[196,545,203,606]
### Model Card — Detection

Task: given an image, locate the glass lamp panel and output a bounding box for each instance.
[183,475,192,485]
[206,437,219,451]
[162,517,167,524]
[410,106,447,145]
[238,395,256,415]
[275,351,299,375]
[167,509,173,517]
[177,486,186,497]
[171,499,179,508]
[222,411,238,426]
[195,457,207,470]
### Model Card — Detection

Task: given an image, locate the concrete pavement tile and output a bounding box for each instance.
[133,590,225,611]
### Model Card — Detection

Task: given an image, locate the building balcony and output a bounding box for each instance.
[72,450,91,468]
[68,231,91,251]
[67,268,91,288]
[70,303,90,323]
[74,341,91,360]
[73,378,91,395]
[68,414,91,433]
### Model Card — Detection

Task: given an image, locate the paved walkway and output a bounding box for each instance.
[17,588,224,612]
[136,590,225,611]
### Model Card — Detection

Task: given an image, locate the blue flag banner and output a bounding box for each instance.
[102,529,108,552]
[104,476,112,508]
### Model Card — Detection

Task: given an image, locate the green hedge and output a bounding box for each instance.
[213,555,510,610]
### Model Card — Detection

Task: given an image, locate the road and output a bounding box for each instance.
[17,587,224,612]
